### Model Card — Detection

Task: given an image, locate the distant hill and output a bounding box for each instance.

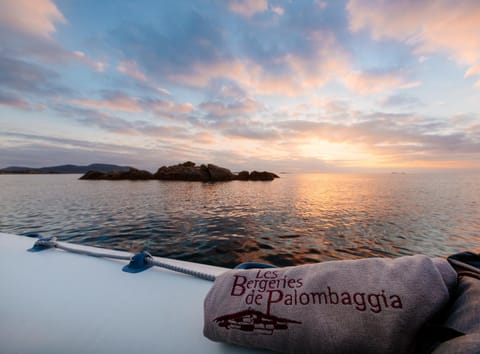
[0,164,132,174]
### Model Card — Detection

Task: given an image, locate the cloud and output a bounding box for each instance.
[70,93,142,113]
[67,90,194,119]
[203,103,480,167]
[145,99,194,116]
[228,0,268,17]
[1,29,105,70]
[200,97,261,120]
[310,98,350,115]
[117,60,147,81]
[283,32,350,90]
[0,131,184,171]
[233,30,351,95]
[191,78,266,122]
[165,22,410,96]
[464,64,480,78]
[106,11,290,96]
[102,2,425,98]
[0,0,66,38]
[0,131,347,173]
[314,1,328,10]
[205,79,248,100]
[0,55,68,97]
[51,104,141,134]
[198,80,262,120]
[102,4,419,97]
[342,70,420,94]
[109,11,230,83]
[276,113,480,158]
[221,119,280,140]
[0,91,33,110]
[73,51,107,72]
[70,106,199,141]
[271,6,285,16]
[54,99,197,141]
[2,0,478,172]
[166,59,247,88]
[379,94,423,108]
[0,144,131,169]
[347,0,480,76]
[0,0,108,80]
[105,7,355,96]
[2,131,122,151]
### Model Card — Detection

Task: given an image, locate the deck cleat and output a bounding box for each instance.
[122,251,153,273]
[28,236,57,252]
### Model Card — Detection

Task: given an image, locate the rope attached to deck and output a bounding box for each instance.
[30,236,216,281]
[146,258,216,282]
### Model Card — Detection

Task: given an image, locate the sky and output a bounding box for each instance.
[0,0,479,173]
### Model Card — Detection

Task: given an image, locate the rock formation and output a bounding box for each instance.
[79,168,153,180]
[79,162,279,182]
[236,171,250,180]
[154,161,210,181]
[206,164,235,182]
[154,162,237,182]
[249,171,279,181]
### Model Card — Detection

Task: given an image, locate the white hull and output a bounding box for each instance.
[0,233,267,353]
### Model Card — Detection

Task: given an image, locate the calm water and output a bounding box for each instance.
[1,173,479,267]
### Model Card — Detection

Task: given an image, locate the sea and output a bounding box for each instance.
[1,173,479,268]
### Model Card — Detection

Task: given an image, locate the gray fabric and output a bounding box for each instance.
[432,260,480,354]
[204,255,457,354]
[432,332,480,354]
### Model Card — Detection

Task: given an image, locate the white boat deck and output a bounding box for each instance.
[0,233,269,354]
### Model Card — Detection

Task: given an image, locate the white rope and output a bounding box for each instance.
[56,243,131,260]
[35,238,131,260]
[33,237,216,281]
[146,257,216,282]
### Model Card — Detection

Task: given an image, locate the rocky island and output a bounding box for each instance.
[79,162,279,182]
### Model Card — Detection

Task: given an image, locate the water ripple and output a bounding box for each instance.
[1,173,480,268]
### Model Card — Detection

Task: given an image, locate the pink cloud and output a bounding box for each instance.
[172,59,301,96]
[73,51,107,72]
[278,31,416,95]
[228,0,268,17]
[221,31,349,95]
[310,98,350,115]
[164,30,411,96]
[190,132,216,145]
[465,64,480,78]
[0,95,32,110]
[69,92,194,118]
[0,0,107,75]
[117,60,147,81]
[275,114,480,164]
[70,95,142,113]
[342,71,420,94]
[271,6,285,16]
[189,31,349,96]
[168,60,240,87]
[348,0,480,72]
[147,99,194,115]
[0,0,66,38]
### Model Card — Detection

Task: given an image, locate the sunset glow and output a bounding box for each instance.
[1,0,479,172]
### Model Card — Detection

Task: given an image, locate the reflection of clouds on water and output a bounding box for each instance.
[1,173,479,268]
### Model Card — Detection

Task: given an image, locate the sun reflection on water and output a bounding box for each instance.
[0,173,479,267]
